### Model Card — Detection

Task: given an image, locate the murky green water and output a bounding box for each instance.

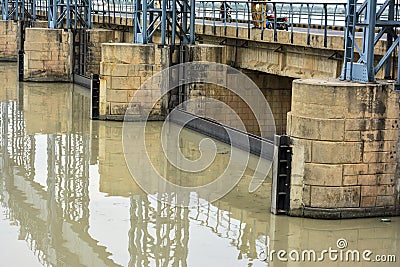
[0,62,399,267]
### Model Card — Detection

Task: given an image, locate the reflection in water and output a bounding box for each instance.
[0,62,399,267]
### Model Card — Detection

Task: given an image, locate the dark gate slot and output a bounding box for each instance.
[90,74,100,120]
[72,28,91,88]
[271,135,292,214]
[18,21,25,81]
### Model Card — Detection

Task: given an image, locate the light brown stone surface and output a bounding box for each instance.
[183,49,292,137]
[23,83,75,134]
[86,29,118,76]
[288,114,345,141]
[288,79,399,218]
[243,70,292,135]
[99,43,169,119]
[304,163,343,186]
[98,122,147,196]
[0,20,19,60]
[24,28,72,81]
[310,186,360,208]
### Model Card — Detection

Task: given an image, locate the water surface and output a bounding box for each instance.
[0,62,398,267]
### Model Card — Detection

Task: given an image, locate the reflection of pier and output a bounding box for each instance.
[0,80,273,266]
[99,121,273,264]
[1,74,397,266]
[0,85,119,266]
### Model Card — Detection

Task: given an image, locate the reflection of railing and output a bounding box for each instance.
[128,195,190,266]
[1,101,35,178]
[0,89,269,266]
[52,133,90,222]
[0,86,92,266]
[0,195,57,266]
[189,198,268,260]
[127,194,268,266]
[0,100,53,266]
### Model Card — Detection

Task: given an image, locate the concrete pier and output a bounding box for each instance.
[99,43,170,120]
[24,28,73,82]
[288,79,400,218]
[23,28,119,82]
[86,29,120,76]
[0,17,398,219]
[0,20,19,61]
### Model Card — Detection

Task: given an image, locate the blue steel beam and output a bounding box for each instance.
[133,0,196,45]
[364,0,377,82]
[0,0,91,29]
[341,0,400,84]
[47,0,91,29]
[1,0,8,20]
[1,0,37,21]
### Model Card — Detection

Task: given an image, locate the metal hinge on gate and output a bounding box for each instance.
[271,135,292,215]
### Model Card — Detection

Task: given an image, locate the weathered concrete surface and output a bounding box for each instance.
[288,79,400,218]
[31,20,49,28]
[86,29,120,76]
[242,69,293,135]
[99,43,169,120]
[24,28,73,82]
[183,44,288,138]
[0,20,19,61]
[26,12,395,80]
[184,44,264,136]
[196,24,392,80]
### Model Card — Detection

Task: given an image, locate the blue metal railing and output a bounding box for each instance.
[80,0,352,46]
[2,0,400,46]
[192,0,350,47]
[85,0,361,47]
[1,0,349,28]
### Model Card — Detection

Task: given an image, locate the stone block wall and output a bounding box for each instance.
[187,79,262,135]
[242,69,293,135]
[31,20,49,28]
[185,44,274,137]
[288,78,400,218]
[99,43,169,120]
[262,89,291,135]
[86,29,119,76]
[183,48,291,138]
[24,28,72,81]
[0,20,19,60]
[185,45,252,133]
